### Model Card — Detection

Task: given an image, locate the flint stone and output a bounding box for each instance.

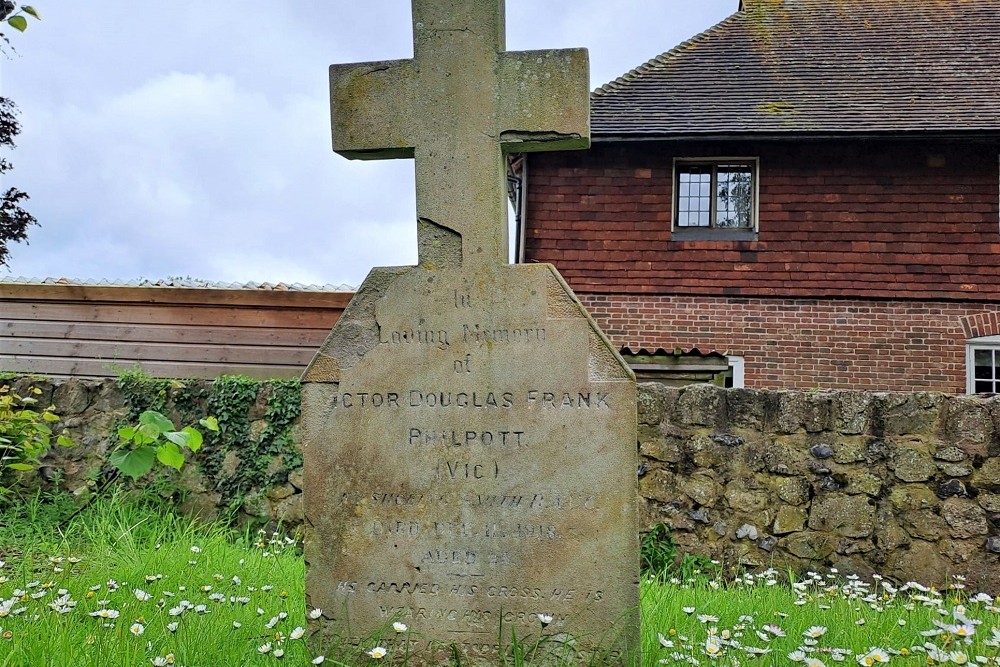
[736,523,758,540]
[987,537,1000,554]
[302,264,638,663]
[810,444,835,459]
[807,494,875,538]
[936,479,967,499]
[757,535,777,552]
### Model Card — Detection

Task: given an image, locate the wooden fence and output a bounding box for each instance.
[0,281,352,379]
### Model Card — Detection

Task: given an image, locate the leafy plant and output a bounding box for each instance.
[0,383,73,487]
[640,523,678,576]
[1,3,39,33]
[110,410,218,480]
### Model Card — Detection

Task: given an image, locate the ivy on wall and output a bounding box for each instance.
[115,373,301,509]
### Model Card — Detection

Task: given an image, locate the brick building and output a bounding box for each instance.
[515,0,1000,393]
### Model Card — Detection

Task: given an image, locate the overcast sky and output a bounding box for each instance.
[1,1,735,287]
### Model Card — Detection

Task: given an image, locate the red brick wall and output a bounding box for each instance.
[581,293,1000,392]
[525,139,1000,300]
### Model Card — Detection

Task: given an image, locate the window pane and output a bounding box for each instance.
[975,380,994,393]
[716,165,753,228]
[676,167,712,228]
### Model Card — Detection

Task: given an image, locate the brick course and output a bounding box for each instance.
[525,139,1000,300]
[580,293,1000,392]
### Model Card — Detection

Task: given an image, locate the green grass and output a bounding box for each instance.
[0,493,998,666]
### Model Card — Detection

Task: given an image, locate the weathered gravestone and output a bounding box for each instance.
[302,1,639,663]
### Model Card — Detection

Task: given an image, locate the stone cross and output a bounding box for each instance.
[330,0,590,269]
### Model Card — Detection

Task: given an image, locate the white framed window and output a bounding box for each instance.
[673,158,758,237]
[967,336,1000,394]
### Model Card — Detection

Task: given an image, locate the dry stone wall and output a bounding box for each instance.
[638,384,1000,592]
[8,377,1000,592]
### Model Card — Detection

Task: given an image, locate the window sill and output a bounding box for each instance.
[670,228,758,242]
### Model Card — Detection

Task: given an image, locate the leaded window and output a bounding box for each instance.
[674,160,756,230]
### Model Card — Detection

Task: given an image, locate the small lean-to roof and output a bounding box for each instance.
[592,0,1000,137]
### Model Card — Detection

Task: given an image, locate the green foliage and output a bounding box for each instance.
[641,524,719,580]
[110,409,218,480]
[0,4,40,267]
[115,373,302,519]
[0,383,73,489]
[640,523,678,576]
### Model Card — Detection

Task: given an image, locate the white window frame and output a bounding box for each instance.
[672,157,760,234]
[966,335,1000,394]
[728,356,746,389]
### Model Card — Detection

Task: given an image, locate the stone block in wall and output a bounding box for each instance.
[637,383,676,426]
[891,447,937,482]
[784,531,836,560]
[872,506,910,558]
[900,509,948,542]
[681,472,722,507]
[677,384,724,427]
[723,478,770,513]
[638,423,683,463]
[772,505,808,535]
[775,477,811,506]
[885,540,950,587]
[880,392,943,436]
[803,393,834,433]
[978,493,1000,513]
[844,472,882,497]
[638,468,677,504]
[834,392,872,435]
[726,389,765,430]
[52,379,94,416]
[832,439,868,464]
[943,398,995,458]
[941,498,989,539]
[889,485,939,512]
[972,458,1000,491]
[768,391,804,434]
[807,494,875,538]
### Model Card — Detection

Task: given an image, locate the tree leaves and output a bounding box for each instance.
[6,14,25,31]
[109,410,215,481]
[109,446,156,480]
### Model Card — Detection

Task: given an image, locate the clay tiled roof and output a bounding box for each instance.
[592,0,1000,137]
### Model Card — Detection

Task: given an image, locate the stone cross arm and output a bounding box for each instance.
[330,49,590,159]
[329,1,590,269]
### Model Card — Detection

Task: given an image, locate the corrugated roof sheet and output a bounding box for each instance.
[0,276,355,292]
[592,0,1000,136]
